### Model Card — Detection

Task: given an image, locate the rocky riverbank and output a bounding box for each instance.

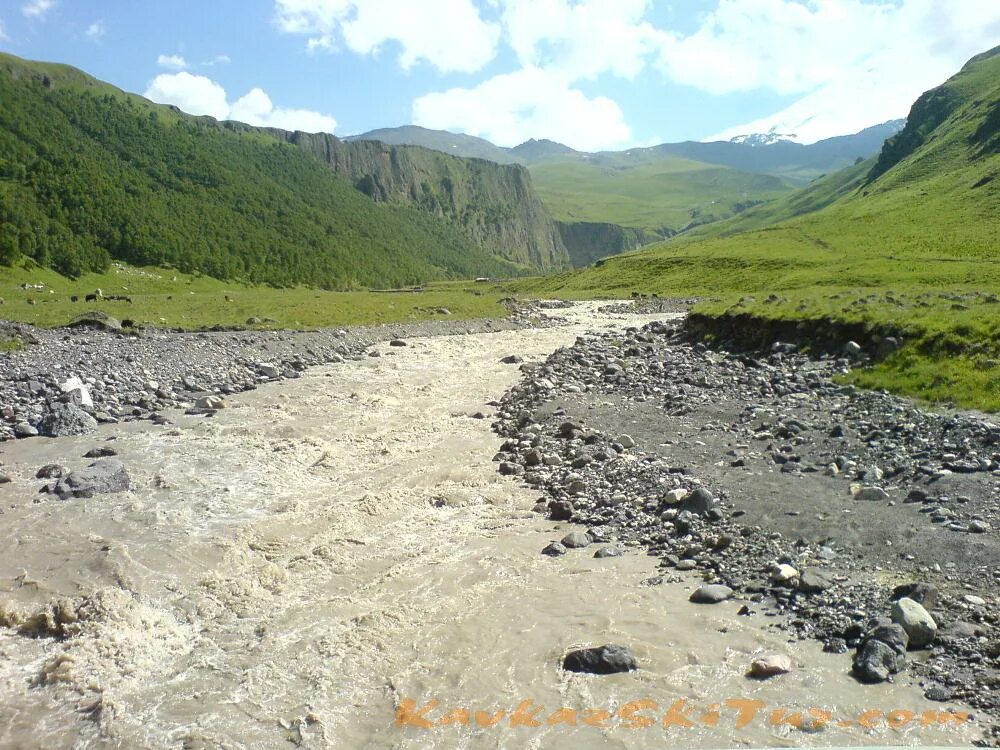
[0,303,554,444]
[492,317,999,741]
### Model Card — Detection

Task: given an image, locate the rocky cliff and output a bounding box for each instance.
[256,128,570,272]
[556,221,660,268]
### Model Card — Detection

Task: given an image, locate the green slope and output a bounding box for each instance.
[0,53,523,289]
[346,125,521,165]
[516,46,1000,409]
[528,156,794,237]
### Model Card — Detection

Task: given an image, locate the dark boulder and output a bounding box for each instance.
[563,644,637,675]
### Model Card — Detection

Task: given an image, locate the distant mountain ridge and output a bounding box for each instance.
[349,120,906,183]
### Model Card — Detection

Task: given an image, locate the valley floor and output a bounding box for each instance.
[0,303,993,748]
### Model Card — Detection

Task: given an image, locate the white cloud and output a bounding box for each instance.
[700,0,1000,142]
[0,20,7,41]
[21,0,54,19]
[203,54,231,66]
[501,0,659,81]
[145,72,337,133]
[85,21,105,41]
[146,73,229,119]
[157,54,189,71]
[412,67,630,151]
[230,87,338,132]
[273,0,499,73]
[267,0,1000,146]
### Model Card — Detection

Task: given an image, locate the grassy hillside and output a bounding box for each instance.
[0,53,528,289]
[529,156,793,236]
[515,47,1000,409]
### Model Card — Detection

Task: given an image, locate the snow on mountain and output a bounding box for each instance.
[728,131,800,147]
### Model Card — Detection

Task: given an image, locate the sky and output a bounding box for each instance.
[1,0,998,150]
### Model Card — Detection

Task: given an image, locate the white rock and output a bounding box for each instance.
[891,597,937,647]
[618,434,636,449]
[749,654,793,678]
[771,564,800,583]
[59,376,93,408]
[664,488,688,505]
[856,486,890,502]
[195,395,226,410]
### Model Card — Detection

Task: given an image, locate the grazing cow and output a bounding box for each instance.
[71,295,79,302]
[85,294,98,302]
[224,295,232,302]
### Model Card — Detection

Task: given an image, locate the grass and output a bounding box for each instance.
[528,156,792,235]
[508,48,1000,410]
[0,260,509,331]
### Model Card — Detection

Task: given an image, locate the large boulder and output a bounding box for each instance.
[561,531,591,549]
[852,623,908,683]
[689,584,733,603]
[37,402,98,437]
[680,487,715,516]
[67,311,122,332]
[891,597,938,648]
[59,376,93,407]
[891,582,939,609]
[853,639,905,683]
[798,569,836,594]
[562,644,637,674]
[51,459,130,499]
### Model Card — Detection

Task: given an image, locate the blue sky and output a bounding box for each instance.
[1,1,998,150]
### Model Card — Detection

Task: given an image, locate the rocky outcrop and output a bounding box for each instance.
[555,221,661,268]
[253,128,570,272]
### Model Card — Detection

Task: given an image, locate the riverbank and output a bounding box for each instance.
[492,313,998,742]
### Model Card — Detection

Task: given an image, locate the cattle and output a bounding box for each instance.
[85,294,98,302]
[70,295,79,302]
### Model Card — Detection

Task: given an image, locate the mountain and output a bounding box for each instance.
[0,53,568,286]
[519,46,999,297]
[350,120,904,267]
[351,121,905,182]
[509,138,578,164]
[591,120,906,184]
[346,125,520,165]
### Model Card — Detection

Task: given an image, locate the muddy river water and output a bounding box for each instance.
[0,305,981,748]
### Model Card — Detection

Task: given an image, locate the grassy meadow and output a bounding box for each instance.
[529,156,792,235]
[0,260,509,331]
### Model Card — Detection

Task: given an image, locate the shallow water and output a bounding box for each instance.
[0,304,981,748]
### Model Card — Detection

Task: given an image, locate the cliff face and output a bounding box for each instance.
[262,129,570,272]
[556,221,660,268]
